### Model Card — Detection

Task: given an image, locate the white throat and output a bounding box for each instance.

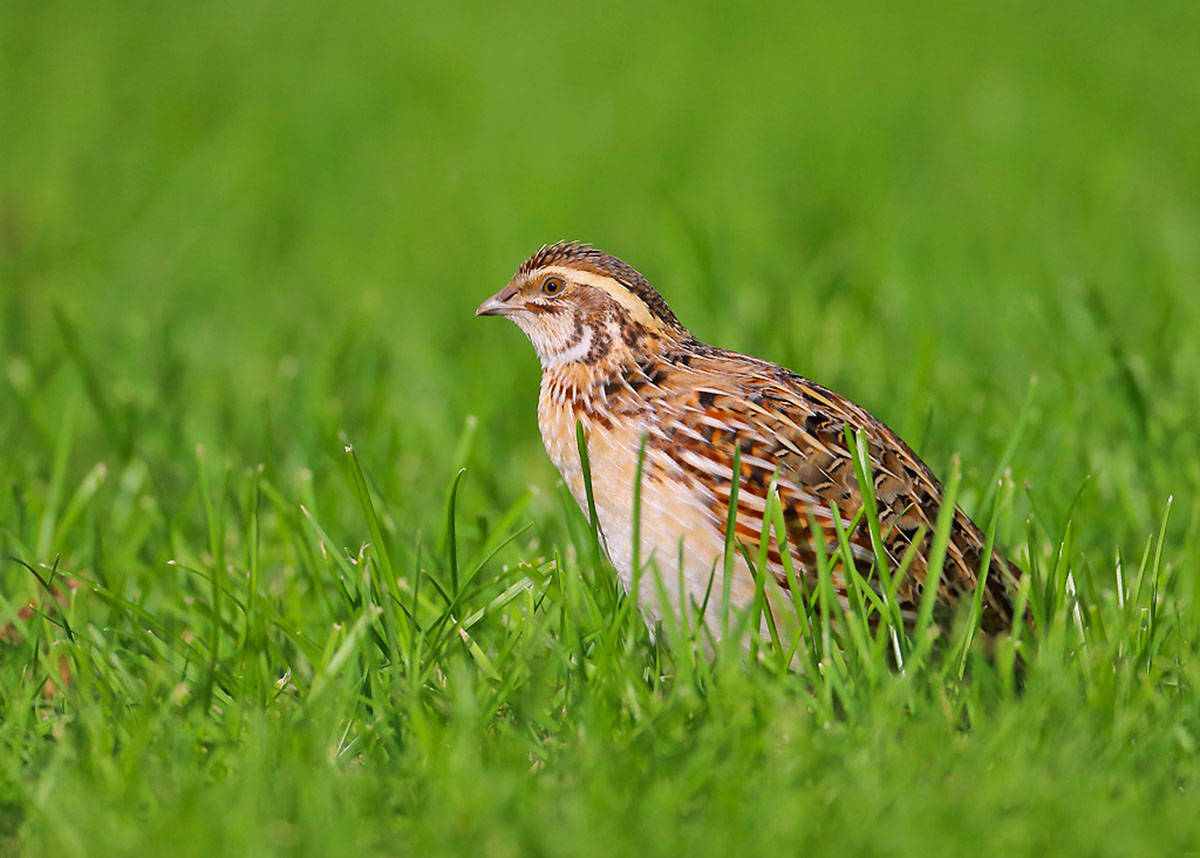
[540,325,594,370]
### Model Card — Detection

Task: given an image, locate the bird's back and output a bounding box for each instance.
[540,336,1021,637]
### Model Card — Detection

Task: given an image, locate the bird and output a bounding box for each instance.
[476,241,1022,644]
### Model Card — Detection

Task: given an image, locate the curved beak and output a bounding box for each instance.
[475,284,519,317]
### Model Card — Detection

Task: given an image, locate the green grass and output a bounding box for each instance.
[3,0,1200,854]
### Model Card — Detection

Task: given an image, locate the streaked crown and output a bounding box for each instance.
[516,242,682,329]
[476,242,688,370]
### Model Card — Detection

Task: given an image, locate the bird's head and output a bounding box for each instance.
[476,242,688,370]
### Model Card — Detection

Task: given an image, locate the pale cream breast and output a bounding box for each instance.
[538,377,778,635]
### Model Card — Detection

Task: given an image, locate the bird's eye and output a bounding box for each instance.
[541,276,565,297]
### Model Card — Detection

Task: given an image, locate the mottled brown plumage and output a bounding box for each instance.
[478,241,1022,641]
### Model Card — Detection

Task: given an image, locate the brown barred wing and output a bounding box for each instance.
[663,354,1018,634]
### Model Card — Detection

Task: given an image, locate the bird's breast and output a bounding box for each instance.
[536,373,759,619]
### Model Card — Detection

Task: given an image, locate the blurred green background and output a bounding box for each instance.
[6,0,1198,538]
[3,0,1200,854]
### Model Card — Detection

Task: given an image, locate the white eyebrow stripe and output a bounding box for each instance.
[541,266,659,327]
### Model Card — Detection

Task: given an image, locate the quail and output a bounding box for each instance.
[477,242,1021,640]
